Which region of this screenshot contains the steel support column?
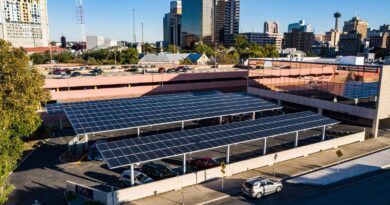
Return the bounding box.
[263,138,267,155]
[130,164,135,186]
[295,131,299,147]
[252,112,256,120]
[322,126,326,141]
[183,154,187,174]
[137,127,140,137]
[220,116,223,124]
[181,121,185,131]
[226,145,231,164]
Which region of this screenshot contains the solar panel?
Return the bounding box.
[61,92,281,135]
[46,91,223,114]
[97,111,339,169]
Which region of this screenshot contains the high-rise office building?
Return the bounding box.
[288,20,312,32]
[164,0,182,47]
[369,32,389,49]
[181,0,214,47]
[264,21,279,34]
[283,29,315,52]
[338,32,363,56]
[221,0,240,47]
[0,0,49,47]
[343,16,368,40]
[242,32,283,50]
[60,35,67,48]
[181,0,239,48]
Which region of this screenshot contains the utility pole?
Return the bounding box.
[141,22,145,56]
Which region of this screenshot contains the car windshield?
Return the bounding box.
[136,173,148,182]
[244,182,253,188]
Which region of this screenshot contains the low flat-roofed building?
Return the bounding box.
[241,32,283,50]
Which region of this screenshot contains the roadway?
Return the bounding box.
[209,168,390,205]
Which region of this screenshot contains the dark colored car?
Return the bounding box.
[167,68,176,73]
[90,68,103,76]
[189,157,219,171]
[141,162,178,180]
[158,67,166,73]
[70,72,82,77]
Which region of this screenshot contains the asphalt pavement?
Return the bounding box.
[209,168,390,205]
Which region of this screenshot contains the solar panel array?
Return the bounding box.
[54,92,281,135]
[46,91,223,114]
[96,111,339,169]
[343,82,379,99]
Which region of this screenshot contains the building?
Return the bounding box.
[343,16,368,40]
[379,24,390,32]
[338,32,363,56]
[0,0,49,47]
[247,58,390,138]
[86,35,118,50]
[287,20,312,32]
[283,29,315,52]
[163,0,182,47]
[369,32,389,49]
[23,47,65,55]
[139,53,210,65]
[264,21,279,34]
[325,30,341,47]
[181,0,240,48]
[242,32,283,50]
[181,0,214,47]
[60,35,67,48]
[220,0,240,47]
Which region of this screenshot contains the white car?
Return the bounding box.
[242,176,283,199]
[119,170,154,187]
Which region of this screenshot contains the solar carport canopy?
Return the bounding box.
[48,92,282,136]
[97,111,339,169]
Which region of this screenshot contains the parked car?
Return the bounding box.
[70,72,82,78]
[175,66,185,73]
[241,177,283,199]
[141,162,178,180]
[90,68,103,76]
[158,67,166,73]
[87,140,107,161]
[189,157,219,170]
[167,68,176,73]
[119,170,154,187]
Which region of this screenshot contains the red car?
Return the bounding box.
[189,157,219,170]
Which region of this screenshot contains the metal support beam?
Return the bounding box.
[263,138,267,155]
[252,112,256,120]
[130,164,135,186]
[295,131,299,147]
[183,154,187,174]
[181,121,185,131]
[322,126,326,141]
[226,145,230,164]
[137,127,140,137]
[220,116,223,125]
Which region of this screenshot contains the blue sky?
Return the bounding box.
[48,0,390,43]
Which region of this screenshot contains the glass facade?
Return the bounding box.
[248,60,381,109]
[181,0,214,47]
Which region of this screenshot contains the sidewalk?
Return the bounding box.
[285,148,390,185]
[130,135,390,205]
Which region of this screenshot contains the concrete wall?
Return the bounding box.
[113,132,365,204]
[66,181,112,204]
[247,87,377,119]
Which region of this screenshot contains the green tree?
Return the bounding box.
[166,44,179,53]
[193,43,215,57]
[120,48,139,64]
[143,43,156,54]
[30,52,50,64]
[179,58,192,65]
[54,51,74,63]
[233,34,249,53]
[0,40,49,203]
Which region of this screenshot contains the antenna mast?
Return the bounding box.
[76,0,86,43]
[132,9,137,43]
